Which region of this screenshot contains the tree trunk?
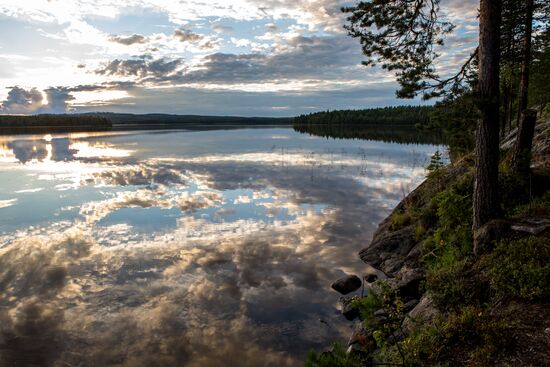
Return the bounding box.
[501,81,510,137]
[516,0,534,125]
[511,109,537,174]
[473,0,501,248]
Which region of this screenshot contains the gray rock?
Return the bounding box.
[331,274,362,295]
[511,217,550,235]
[340,296,359,321]
[359,225,416,272]
[402,295,440,335]
[395,268,425,301]
[404,299,420,313]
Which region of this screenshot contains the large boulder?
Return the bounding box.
[359,225,416,274]
[331,274,362,295]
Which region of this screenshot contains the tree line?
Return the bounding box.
[293,106,432,126]
[343,0,549,241]
[0,114,112,127]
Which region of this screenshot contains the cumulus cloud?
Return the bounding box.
[0,86,44,114]
[0,86,76,114]
[109,33,148,45]
[95,56,185,79]
[173,28,204,43]
[173,28,219,50]
[93,34,363,88]
[43,87,75,113]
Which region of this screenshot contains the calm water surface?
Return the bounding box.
[0,127,442,366]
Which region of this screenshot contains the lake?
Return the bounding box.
[0,127,443,366]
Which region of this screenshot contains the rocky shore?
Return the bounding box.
[325,119,550,366]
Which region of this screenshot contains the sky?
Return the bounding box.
[0,0,478,116]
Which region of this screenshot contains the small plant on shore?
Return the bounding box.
[304,343,362,367]
[352,281,408,363]
[426,150,446,191]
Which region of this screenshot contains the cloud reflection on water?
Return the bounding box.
[0,129,441,366]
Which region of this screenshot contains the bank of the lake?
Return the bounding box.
[311,116,550,367]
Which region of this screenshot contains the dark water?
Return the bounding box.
[0,127,444,366]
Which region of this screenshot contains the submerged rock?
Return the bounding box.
[331,274,362,295]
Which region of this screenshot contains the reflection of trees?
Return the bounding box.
[293,124,447,145]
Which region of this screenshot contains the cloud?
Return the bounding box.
[173,28,204,43]
[0,86,75,114]
[173,28,219,50]
[109,34,148,45]
[95,57,185,79]
[212,24,233,34]
[43,87,75,113]
[0,86,44,114]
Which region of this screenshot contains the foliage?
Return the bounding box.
[488,236,550,300]
[421,180,474,309]
[426,150,446,190]
[353,281,406,350]
[510,191,550,217]
[530,27,550,110]
[304,343,362,367]
[294,106,432,126]
[372,305,515,366]
[0,114,112,127]
[342,0,463,99]
[389,211,412,231]
[428,91,478,160]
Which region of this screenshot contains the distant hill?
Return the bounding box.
[84,113,292,126]
[0,113,292,134]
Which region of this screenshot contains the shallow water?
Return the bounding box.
[0,127,442,366]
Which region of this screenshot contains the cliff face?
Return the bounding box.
[334,118,550,366]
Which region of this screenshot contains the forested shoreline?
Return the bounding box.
[293,106,431,127]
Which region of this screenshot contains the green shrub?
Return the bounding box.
[304,343,362,367]
[389,210,412,231]
[421,187,474,309]
[510,191,550,217]
[426,248,472,309]
[488,236,550,301]
[375,306,513,366]
[352,281,405,348]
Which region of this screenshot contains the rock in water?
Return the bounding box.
[340,296,359,321]
[331,275,362,295]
